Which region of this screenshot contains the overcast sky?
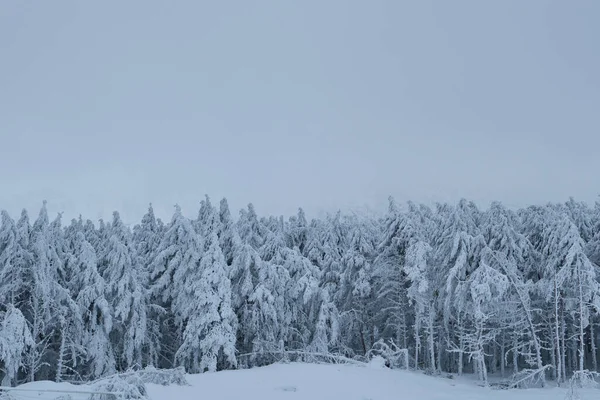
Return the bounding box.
[1,1,598,224]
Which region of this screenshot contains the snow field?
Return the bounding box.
[4,362,599,400]
[148,363,598,400]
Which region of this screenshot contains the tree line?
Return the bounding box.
[0,196,599,386]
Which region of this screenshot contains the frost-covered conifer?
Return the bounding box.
[133,203,162,273]
[149,205,203,368]
[218,198,239,267]
[286,208,308,253]
[24,203,78,381]
[65,229,114,379]
[132,204,163,367]
[541,214,600,376]
[101,211,147,371]
[237,203,266,250]
[338,215,377,355]
[174,201,237,372]
[0,211,30,307]
[481,202,544,380]
[0,305,33,386]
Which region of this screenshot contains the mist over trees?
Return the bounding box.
[1,196,600,387]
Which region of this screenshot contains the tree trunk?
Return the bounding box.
[500,334,505,378]
[427,307,436,371]
[402,313,408,350]
[477,320,488,386]
[578,265,585,372]
[500,260,545,386]
[513,336,519,375]
[550,326,557,381]
[571,336,577,374]
[458,315,464,376]
[414,313,421,370]
[554,278,563,384]
[490,345,497,375]
[360,330,367,355]
[56,323,66,382]
[560,307,567,382]
[591,321,598,372]
[28,298,40,383]
[480,357,488,386]
[437,330,443,374]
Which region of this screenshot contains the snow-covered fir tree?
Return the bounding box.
[64,228,114,379]
[131,204,164,366]
[175,198,237,372]
[149,205,202,368]
[101,211,148,371]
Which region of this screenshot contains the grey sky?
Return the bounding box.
[1,0,598,224]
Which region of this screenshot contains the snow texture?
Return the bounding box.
[2,363,598,400]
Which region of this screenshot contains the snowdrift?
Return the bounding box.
[3,363,599,400]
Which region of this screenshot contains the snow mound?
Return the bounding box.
[367,355,387,369]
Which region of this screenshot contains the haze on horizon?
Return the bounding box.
[1,0,598,225]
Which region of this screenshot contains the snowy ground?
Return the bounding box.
[4,362,598,400]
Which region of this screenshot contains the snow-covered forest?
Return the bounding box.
[1,196,600,387]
